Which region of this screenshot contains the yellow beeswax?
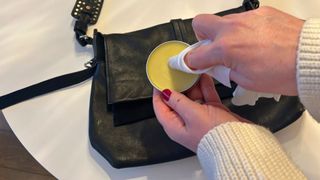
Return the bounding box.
[146,41,199,92]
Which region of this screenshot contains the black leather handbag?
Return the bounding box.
[0,0,304,168]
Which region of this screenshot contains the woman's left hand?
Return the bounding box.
[153,74,245,152]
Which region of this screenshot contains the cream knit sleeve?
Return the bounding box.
[196,19,320,180]
[197,122,305,179]
[297,18,320,121]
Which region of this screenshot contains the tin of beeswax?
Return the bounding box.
[146,41,199,92]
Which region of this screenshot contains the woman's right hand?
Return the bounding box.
[186,7,304,96]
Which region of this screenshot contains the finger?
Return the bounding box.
[207,101,230,113]
[229,70,254,90]
[185,81,203,101]
[200,74,222,103]
[153,89,186,130]
[192,14,223,41]
[162,89,202,123]
[184,41,225,70]
[153,88,171,115]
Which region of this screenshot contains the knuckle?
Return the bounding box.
[180,109,192,120]
[171,96,182,110]
[173,132,187,145]
[224,18,243,28]
[214,38,230,57]
[212,39,232,67]
[192,14,206,29]
[257,6,275,15]
[165,128,182,143]
[223,14,238,19]
[171,93,185,108]
[165,130,176,141]
[162,122,176,140]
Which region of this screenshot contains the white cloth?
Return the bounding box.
[168,40,281,106]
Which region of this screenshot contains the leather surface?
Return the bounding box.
[89,6,305,168]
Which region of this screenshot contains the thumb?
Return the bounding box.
[162,89,202,122]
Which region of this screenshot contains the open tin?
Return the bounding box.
[146,41,200,92]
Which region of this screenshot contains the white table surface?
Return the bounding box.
[1,0,320,179]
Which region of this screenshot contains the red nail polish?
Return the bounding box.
[162,89,172,101]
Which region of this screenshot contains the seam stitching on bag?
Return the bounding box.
[171,19,183,41]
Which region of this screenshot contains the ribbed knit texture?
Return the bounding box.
[197,122,306,180]
[297,18,320,121]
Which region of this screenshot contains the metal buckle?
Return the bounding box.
[84,59,96,68]
[79,35,91,40]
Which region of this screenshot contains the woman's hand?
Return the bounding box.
[153,75,243,152]
[185,7,304,95]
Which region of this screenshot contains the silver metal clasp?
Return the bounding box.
[84,59,96,68]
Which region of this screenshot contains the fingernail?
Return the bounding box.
[162,89,172,101]
[184,52,196,70]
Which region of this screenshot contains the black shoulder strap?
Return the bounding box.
[0,0,106,109]
[0,29,105,110]
[0,65,97,109]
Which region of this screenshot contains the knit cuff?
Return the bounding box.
[197,122,305,179]
[297,18,320,120]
